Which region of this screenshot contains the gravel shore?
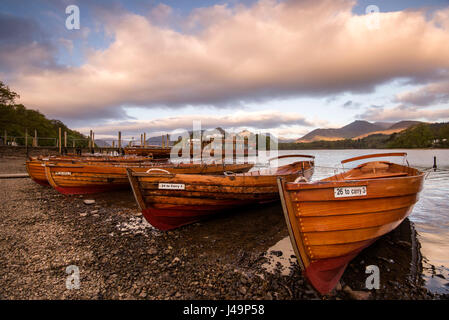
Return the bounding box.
[0,157,446,300]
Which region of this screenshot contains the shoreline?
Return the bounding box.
[0,157,447,300]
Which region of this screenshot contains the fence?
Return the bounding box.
[0,129,171,151]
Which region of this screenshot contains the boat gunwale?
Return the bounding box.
[129,160,314,180]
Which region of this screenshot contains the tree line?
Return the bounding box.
[280,123,449,150]
[0,81,87,147]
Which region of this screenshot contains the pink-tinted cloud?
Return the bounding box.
[74,109,313,137]
[7,0,449,120]
[358,105,449,122]
[395,80,449,106]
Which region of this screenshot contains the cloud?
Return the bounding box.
[0,13,58,72]
[74,109,314,138]
[5,0,449,120]
[342,100,361,109]
[395,80,449,106]
[357,104,449,122]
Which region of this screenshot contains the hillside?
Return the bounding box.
[0,104,87,146]
[0,81,87,147]
[297,120,422,142]
[281,122,449,149]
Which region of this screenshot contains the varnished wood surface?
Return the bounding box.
[130,160,314,210]
[341,152,407,164]
[279,160,425,280]
[44,162,254,190]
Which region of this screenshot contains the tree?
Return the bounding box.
[387,123,433,148]
[0,81,20,105]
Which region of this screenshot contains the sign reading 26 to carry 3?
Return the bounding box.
[334,186,367,198]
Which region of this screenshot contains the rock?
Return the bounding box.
[343,285,352,294]
[350,290,371,300]
[83,199,95,205]
[270,250,283,257]
[139,291,147,298]
[397,241,412,248]
[239,286,247,295]
[91,210,99,214]
[343,285,370,300]
[175,292,181,298]
[378,256,394,264]
[335,282,342,291]
[171,257,181,264]
[79,212,88,217]
[147,248,157,255]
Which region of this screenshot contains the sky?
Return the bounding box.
[1,0,449,140]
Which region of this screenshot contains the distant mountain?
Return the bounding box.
[94,139,111,147]
[145,135,174,146]
[388,120,422,130]
[373,122,393,129]
[278,138,297,143]
[297,120,423,143]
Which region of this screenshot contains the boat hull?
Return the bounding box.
[45,163,254,195]
[25,155,158,187]
[278,161,425,294]
[52,183,128,195]
[142,199,273,230]
[128,160,314,230]
[26,161,50,186]
[124,147,171,158]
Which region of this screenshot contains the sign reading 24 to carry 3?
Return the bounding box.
[158,183,185,190]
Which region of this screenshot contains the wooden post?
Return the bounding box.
[4,130,6,146]
[33,129,37,147]
[255,133,259,157]
[92,132,95,148]
[59,127,62,154]
[244,136,248,164]
[118,131,121,149]
[140,134,143,147]
[64,131,67,147]
[161,134,165,148]
[143,133,146,147]
[433,156,437,171]
[25,128,28,147]
[73,140,75,148]
[233,135,236,164]
[166,134,170,147]
[89,130,93,149]
[112,141,115,148]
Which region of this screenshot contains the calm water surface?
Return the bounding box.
[272,149,449,294]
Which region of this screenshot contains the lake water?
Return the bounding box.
[267,149,449,294]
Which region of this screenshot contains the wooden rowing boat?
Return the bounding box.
[26,159,51,186]
[124,146,171,158]
[44,162,254,195]
[127,155,315,230]
[25,156,165,187]
[32,155,157,163]
[277,153,425,294]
